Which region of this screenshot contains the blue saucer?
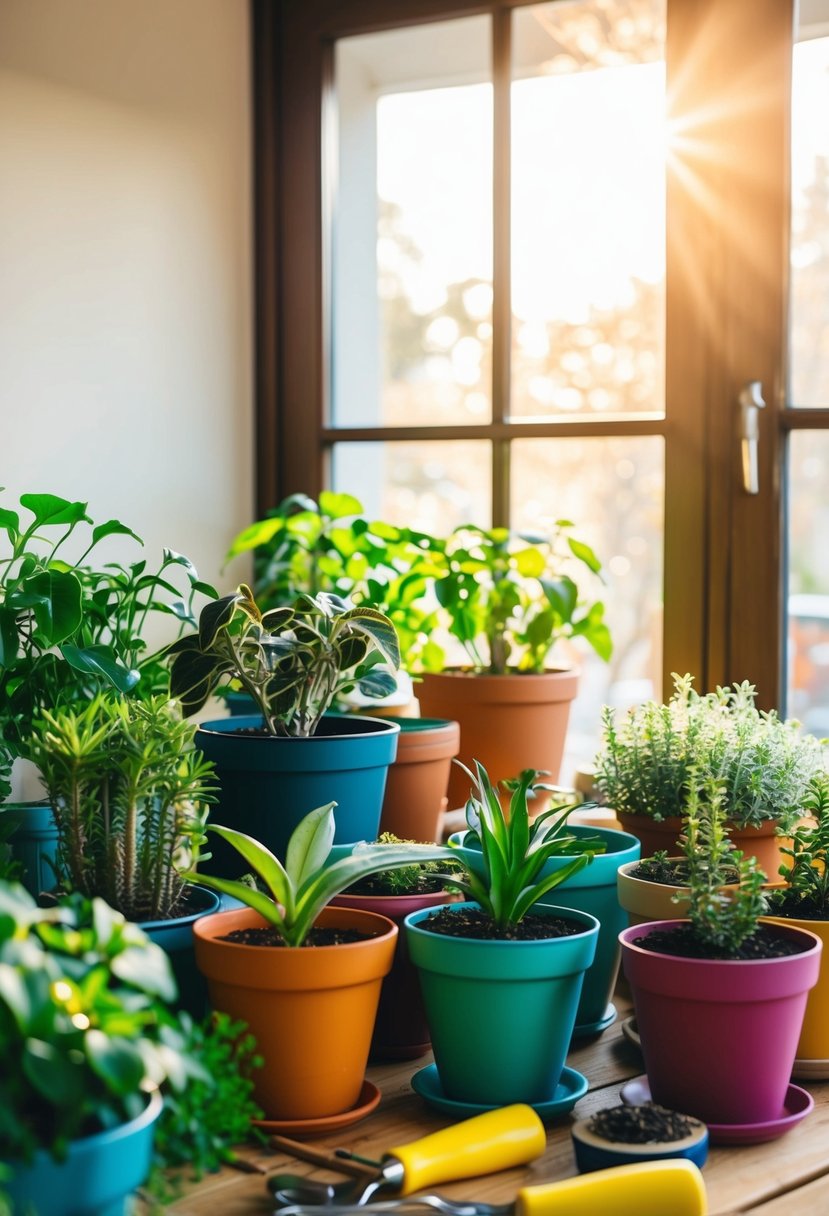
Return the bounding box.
[411,1064,588,1121]
[572,1002,617,1040]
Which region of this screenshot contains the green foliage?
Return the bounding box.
[419,523,611,675]
[594,672,824,831]
[185,802,458,947]
[169,584,402,737]
[26,695,217,921]
[771,772,829,915]
[225,492,440,669]
[447,763,605,929]
[344,832,464,896]
[0,490,215,761]
[679,779,768,955]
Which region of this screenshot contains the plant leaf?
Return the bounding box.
[285,802,336,889]
[60,643,140,693]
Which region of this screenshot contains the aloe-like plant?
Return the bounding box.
[448,763,605,929]
[184,802,458,947]
[168,584,401,737]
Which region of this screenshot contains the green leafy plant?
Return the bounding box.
[344,831,463,897]
[26,694,217,921]
[678,779,768,954]
[446,763,605,930]
[225,491,440,668]
[594,672,824,831]
[769,772,829,916]
[168,584,402,737]
[417,522,611,675]
[184,802,458,947]
[0,490,215,762]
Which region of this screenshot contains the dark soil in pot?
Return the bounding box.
[219,926,370,947]
[629,856,739,886]
[588,1102,702,1145]
[635,922,807,961]
[767,894,829,921]
[418,905,584,941]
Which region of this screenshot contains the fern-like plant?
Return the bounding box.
[768,772,829,917]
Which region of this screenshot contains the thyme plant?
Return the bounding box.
[769,772,829,916]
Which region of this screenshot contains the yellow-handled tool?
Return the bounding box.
[270,1105,546,1209]
[273,1159,707,1216]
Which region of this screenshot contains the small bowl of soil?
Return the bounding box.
[571,1101,708,1173]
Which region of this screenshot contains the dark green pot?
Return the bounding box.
[0,801,59,897]
[448,824,639,1036]
[195,714,400,874]
[405,902,598,1105]
[141,884,222,1018]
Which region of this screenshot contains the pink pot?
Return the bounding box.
[620,919,822,1126]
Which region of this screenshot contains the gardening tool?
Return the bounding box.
[269,1105,546,1209]
[272,1159,707,1216]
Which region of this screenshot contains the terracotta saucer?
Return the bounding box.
[621,1016,642,1049]
[791,1057,829,1081]
[620,1076,813,1146]
[251,1080,381,1138]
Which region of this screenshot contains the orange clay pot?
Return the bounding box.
[417,669,579,810]
[615,813,789,880]
[378,717,460,843]
[193,905,397,1120]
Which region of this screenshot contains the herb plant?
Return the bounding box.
[168,585,402,737]
[769,773,829,917]
[27,694,216,921]
[343,831,463,897]
[419,523,611,675]
[595,672,824,831]
[184,802,458,947]
[447,763,605,930]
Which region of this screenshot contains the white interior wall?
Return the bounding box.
[0,0,254,599]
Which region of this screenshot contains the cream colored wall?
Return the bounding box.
[0,0,253,598]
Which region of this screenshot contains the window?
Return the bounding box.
[255,0,828,761]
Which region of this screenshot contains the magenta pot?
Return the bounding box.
[620,919,822,1127]
[331,889,459,1060]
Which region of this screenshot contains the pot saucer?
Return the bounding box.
[251,1080,381,1138]
[572,1003,617,1040]
[620,1016,642,1049]
[620,1077,814,1145]
[792,1057,829,1081]
[411,1064,588,1121]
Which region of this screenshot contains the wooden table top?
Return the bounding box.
[162,990,829,1216]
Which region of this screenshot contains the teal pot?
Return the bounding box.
[449,825,640,1036]
[5,1089,162,1216]
[405,902,599,1105]
[0,800,59,897]
[141,884,222,1018]
[331,887,460,1060]
[195,714,400,875]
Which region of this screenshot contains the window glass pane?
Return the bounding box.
[511,436,664,777]
[331,440,491,532]
[332,19,492,428]
[789,27,829,408]
[510,0,666,419]
[786,432,829,735]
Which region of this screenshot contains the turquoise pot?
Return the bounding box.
[0,801,59,897]
[405,902,599,1105]
[5,1089,162,1216]
[448,825,639,1036]
[141,884,221,1018]
[195,714,400,874]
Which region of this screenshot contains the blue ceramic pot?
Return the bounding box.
[141,884,221,1018]
[195,714,400,874]
[1,800,59,897]
[5,1089,162,1216]
[448,824,639,1036]
[571,1112,709,1173]
[405,901,599,1105]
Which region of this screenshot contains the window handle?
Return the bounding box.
[738,380,766,494]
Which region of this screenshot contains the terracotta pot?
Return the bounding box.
[331,888,459,1060]
[620,918,821,1128]
[193,905,397,1120]
[616,813,788,879]
[762,913,829,1071]
[417,669,579,810]
[378,717,460,842]
[617,859,785,928]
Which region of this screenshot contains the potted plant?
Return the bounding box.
[405,762,601,1112]
[330,833,464,1060]
[187,802,458,1125]
[168,585,404,870]
[595,672,824,873]
[413,522,611,807]
[448,769,638,1038]
[619,781,822,1140]
[26,692,221,1015]
[764,772,829,1076]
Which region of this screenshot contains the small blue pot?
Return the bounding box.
[1,800,59,897]
[5,1089,162,1216]
[195,714,399,874]
[571,1112,709,1173]
[448,825,640,1035]
[141,884,221,1018]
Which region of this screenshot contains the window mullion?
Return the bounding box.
[492,5,511,528]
